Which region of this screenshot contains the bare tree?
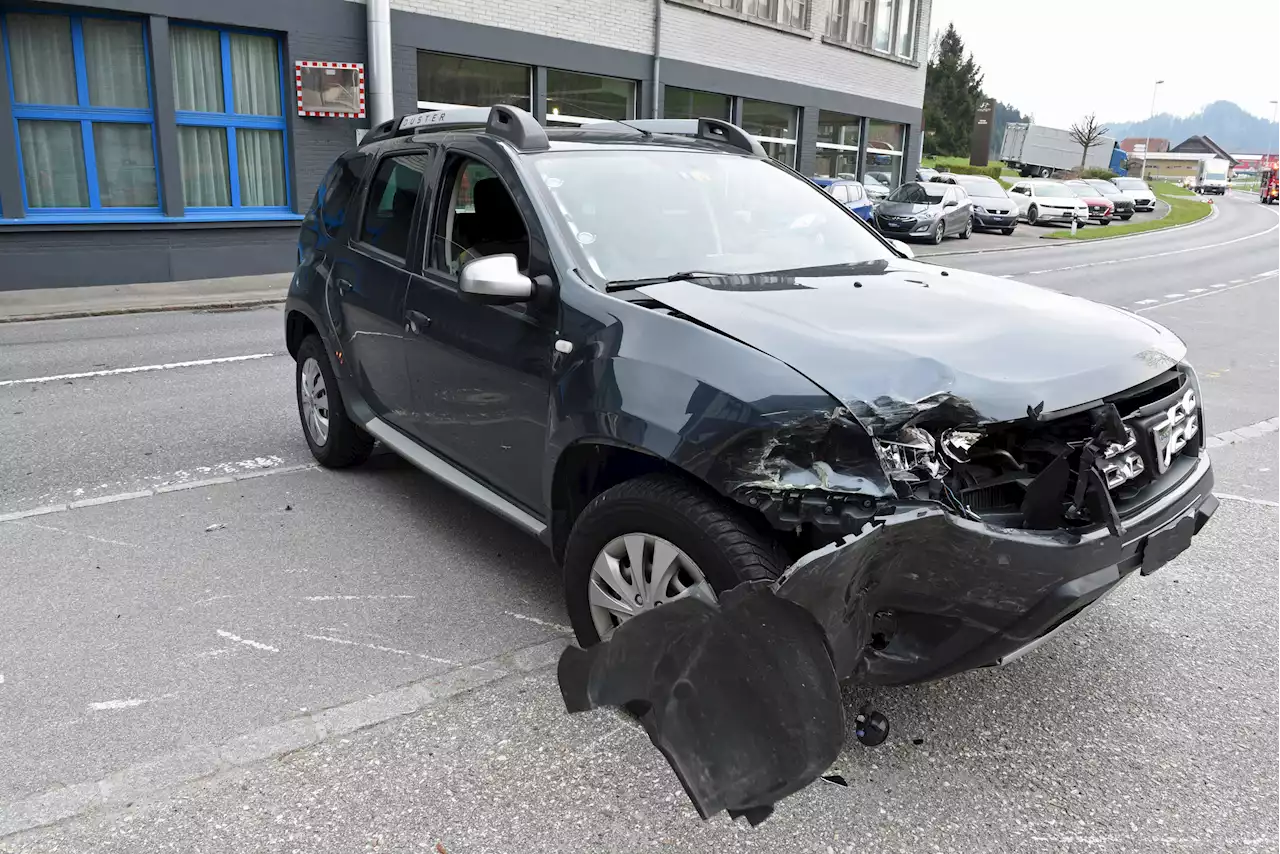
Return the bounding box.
[1069,114,1110,171]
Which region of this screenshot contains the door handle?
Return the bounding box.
[406,310,432,334]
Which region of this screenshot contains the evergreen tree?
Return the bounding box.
[922,24,985,157]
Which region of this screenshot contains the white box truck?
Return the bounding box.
[1000,123,1119,178]
[1195,157,1231,195]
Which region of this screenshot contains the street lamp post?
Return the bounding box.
[1140,79,1164,180]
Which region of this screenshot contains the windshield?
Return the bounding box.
[958,178,1007,199]
[529,150,891,283]
[1066,183,1095,197]
[1205,169,1228,180]
[1086,180,1119,195]
[886,183,946,203]
[1113,178,1148,191]
[1030,182,1074,198]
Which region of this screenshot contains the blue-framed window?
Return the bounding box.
[2,10,160,218]
[172,24,291,215]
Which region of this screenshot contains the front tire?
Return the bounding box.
[1026,205,1039,225]
[960,217,973,239]
[563,474,785,647]
[1001,227,1016,235]
[931,221,945,244]
[1120,213,1133,220]
[295,335,374,468]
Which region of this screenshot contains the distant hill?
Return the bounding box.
[1104,100,1278,153]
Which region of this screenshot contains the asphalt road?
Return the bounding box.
[1,193,1276,853]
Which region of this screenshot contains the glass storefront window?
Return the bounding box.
[815,109,861,178]
[546,70,635,124]
[864,119,906,189]
[663,87,731,121]
[739,98,798,167]
[417,52,531,111]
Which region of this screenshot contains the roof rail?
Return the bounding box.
[585,118,766,157]
[359,105,550,151]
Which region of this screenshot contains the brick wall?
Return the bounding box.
[348,0,657,53]
[660,0,928,105]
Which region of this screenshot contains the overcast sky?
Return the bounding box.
[931,0,1280,129]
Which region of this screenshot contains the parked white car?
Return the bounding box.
[1112,177,1157,211]
[1008,179,1090,226]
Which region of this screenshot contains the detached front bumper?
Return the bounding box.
[557,453,1217,824]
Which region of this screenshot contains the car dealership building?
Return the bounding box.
[0,0,930,289]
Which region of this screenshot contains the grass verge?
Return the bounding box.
[1043,181,1212,240]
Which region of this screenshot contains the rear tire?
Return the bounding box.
[295,335,374,468]
[563,474,785,648]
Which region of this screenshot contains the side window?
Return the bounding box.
[430,155,530,276]
[828,184,848,203]
[955,187,968,200]
[321,154,367,235]
[358,154,429,260]
[848,184,864,201]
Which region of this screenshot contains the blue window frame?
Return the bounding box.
[1,9,160,220]
[172,24,292,217]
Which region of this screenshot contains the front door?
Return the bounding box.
[338,151,433,428]
[400,144,556,514]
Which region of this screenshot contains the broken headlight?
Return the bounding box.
[873,426,948,489]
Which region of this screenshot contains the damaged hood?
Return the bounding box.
[638,263,1186,434]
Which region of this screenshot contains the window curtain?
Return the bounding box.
[178,127,231,207]
[94,123,157,207]
[83,19,149,108]
[18,121,89,207]
[238,130,287,206]
[171,26,223,112]
[230,34,281,116]
[7,13,78,105]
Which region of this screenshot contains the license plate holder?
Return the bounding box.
[1140,514,1195,575]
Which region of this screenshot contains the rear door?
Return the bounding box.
[338,150,433,426]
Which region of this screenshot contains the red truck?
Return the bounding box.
[1260,169,1278,205]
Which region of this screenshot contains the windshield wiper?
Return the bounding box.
[605,271,733,292]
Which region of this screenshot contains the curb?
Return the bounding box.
[0,638,568,839]
[0,297,285,324]
[922,197,1217,259]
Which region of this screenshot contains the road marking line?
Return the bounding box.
[1136,280,1267,312]
[1210,283,1229,288]
[1163,293,1185,298]
[302,634,459,667]
[302,594,417,602]
[0,353,280,387]
[1188,288,1207,293]
[216,630,279,653]
[1215,493,1280,508]
[2,519,136,548]
[0,464,317,523]
[1005,218,1279,276]
[1134,299,1159,305]
[504,611,573,634]
[89,693,177,711]
[1229,279,1245,284]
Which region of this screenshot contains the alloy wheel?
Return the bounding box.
[299,357,330,446]
[587,532,715,638]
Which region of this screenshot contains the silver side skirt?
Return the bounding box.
[363,417,547,538]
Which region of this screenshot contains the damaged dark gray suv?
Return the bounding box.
[287,106,1217,822]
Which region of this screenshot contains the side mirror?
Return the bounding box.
[944,200,958,208]
[889,239,914,259]
[458,254,535,304]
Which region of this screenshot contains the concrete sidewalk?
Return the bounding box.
[0,273,292,323]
